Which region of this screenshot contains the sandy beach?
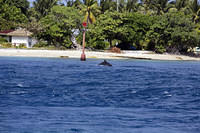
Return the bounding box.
[0,49,199,61]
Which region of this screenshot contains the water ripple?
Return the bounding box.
[0,57,200,133]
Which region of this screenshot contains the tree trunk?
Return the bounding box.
[109,39,112,48]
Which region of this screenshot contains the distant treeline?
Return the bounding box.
[1,0,200,54]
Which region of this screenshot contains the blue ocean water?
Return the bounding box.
[0,57,200,133]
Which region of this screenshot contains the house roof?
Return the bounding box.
[0,30,14,35]
[0,29,32,37]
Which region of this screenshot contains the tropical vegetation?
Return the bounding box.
[0,0,200,54]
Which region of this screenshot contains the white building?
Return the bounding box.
[0,28,37,48]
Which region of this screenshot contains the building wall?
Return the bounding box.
[1,35,37,48]
[12,36,29,47]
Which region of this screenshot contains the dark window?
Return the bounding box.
[9,36,12,42]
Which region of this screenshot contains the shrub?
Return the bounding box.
[155,45,166,54]
[92,41,110,50]
[0,42,12,48]
[146,12,199,54]
[0,37,8,43]
[33,41,48,48]
[18,44,26,49]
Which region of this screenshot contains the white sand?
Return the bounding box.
[0,49,199,61]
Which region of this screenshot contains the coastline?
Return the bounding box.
[0,49,199,61]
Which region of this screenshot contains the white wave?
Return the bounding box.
[17,83,23,87]
[164,91,169,94]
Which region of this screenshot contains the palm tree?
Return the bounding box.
[117,0,138,12]
[140,0,172,15]
[139,0,156,14]
[100,0,138,13]
[175,0,189,11]
[79,0,100,24]
[126,0,139,12]
[144,0,174,15]
[33,0,58,19]
[65,0,81,7]
[100,0,116,13]
[155,0,175,15]
[188,0,200,23]
[79,0,100,61]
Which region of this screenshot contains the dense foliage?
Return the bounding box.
[146,12,199,54]
[38,6,82,48]
[88,11,154,49]
[0,0,200,53]
[0,0,28,30]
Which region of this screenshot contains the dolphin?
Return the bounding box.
[99,60,112,66]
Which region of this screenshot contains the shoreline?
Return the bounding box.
[0,49,200,61]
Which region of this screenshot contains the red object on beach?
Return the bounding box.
[82,22,87,27]
[81,52,86,61]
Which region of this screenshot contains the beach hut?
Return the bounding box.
[0,28,37,48]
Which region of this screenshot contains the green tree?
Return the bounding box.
[117,0,139,12]
[0,0,27,30]
[188,0,200,23]
[38,6,82,48]
[140,0,173,15]
[146,12,199,53]
[126,0,139,12]
[140,0,155,14]
[118,12,154,50]
[26,8,43,36]
[88,11,154,49]
[153,0,174,15]
[175,0,189,11]
[33,0,58,19]
[66,0,81,8]
[100,0,117,13]
[3,0,29,16]
[88,11,124,48]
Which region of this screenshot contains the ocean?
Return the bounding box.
[0,57,199,133]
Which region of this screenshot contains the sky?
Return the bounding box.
[28,0,34,3]
[28,0,34,6]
